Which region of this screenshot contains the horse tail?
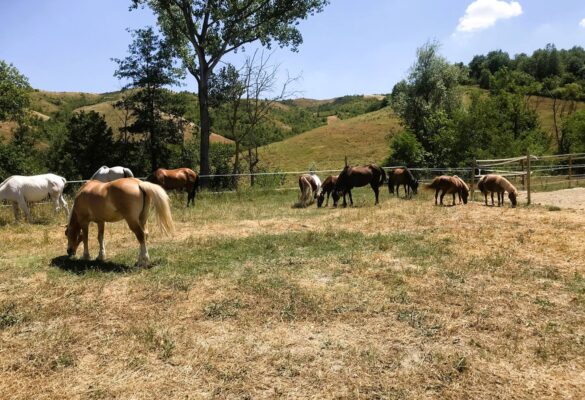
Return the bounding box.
[424,177,440,191]
[138,181,174,236]
[124,168,134,178]
[0,176,12,190]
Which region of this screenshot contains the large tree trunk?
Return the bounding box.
[198,73,211,187]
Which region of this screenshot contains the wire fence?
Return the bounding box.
[2,152,585,211]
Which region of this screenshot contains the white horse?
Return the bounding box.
[0,174,69,223]
[90,166,134,182]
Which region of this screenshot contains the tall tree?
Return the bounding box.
[130,0,329,185]
[113,27,185,171]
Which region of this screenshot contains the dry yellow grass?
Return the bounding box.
[260,107,402,171]
[0,189,584,399]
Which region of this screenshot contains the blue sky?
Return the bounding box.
[1,0,584,99]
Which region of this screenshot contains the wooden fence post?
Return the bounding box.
[520,159,525,190]
[526,153,531,206]
[568,155,573,189]
[471,158,476,202]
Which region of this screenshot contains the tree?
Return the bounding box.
[0,61,31,122]
[210,51,297,186]
[113,27,185,171]
[131,0,329,185]
[391,41,461,164]
[53,111,118,179]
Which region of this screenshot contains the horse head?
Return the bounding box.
[509,191,518,207]
[317,192,325,208]
[65,218,82,257]
[411,179,419,194]
[460,189,469,204]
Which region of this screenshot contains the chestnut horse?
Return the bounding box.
[147,168,199,207]
[317,175,339,208]
[334,164,386,207]
[425,175,469,206]
[478,174,518,207]
[388,167,419,198]
[66,178,174,267]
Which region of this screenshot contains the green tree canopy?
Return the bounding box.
[0,60,31,122]
[130,0,329,183]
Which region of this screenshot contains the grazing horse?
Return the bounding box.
[90,166,134,182]
[334,164,386,207]
[0,174,68,223]
[298,173,322,207]
[425,175,469,206]
[478,174,518,207]
[66,178,174,267]
[317,175,339,208]
[147,168,199,207]
[388,167,419,198]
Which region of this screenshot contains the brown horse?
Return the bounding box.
[425,175,469,206]
[66,178,174,267]
[147,168,199,207]
[317,175,339,208]
[334,164,386,207]
[388,167,419,198]
[478,174,518,207]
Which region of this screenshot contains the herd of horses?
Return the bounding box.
[0,163,519,266]
[298,163,518,209]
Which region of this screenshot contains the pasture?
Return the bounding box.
[0,189,584,399]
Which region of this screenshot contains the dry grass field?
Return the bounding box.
[259,108,402,172]
[1,189,584,399]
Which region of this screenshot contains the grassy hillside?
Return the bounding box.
[259,107,401,172]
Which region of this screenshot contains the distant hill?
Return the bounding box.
[259,107,401,172]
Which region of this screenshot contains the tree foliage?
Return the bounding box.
[130,0,329,182]
[113,27,186,171]
[0,61,31,122]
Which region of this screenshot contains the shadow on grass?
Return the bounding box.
[51,255,135,275]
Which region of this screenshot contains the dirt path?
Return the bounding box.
[327,115,339,124]
[522,187,585,210]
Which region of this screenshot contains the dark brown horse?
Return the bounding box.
[388,167,419,198]
[317,175,339,208]
[147,168,199,207]
[334,164,386,207]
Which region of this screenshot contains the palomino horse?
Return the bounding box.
[334,164,386,207]
[66,178,174,267]
[90,166,134,182]
[298,173,322,207]
[0,174,68,223]
[425,175,469,206]
[388,167,419,198]
[478,174,518,207]
[317,175,339,208]
[147,168,199,207]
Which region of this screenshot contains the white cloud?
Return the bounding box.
[457,0,523,33]
[580,18,585,29]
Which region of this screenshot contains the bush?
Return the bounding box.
[385,131,425,167]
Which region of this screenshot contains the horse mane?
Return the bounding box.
[0,176,11,190]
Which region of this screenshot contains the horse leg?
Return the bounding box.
[484,193,488,206]
[128,221,149,267]
[348,190,354,206]
[491,192,495,206]
[452,193,456,206]
[17,197,32,223]
[372,184,379,205]
[439,191,446,206]
[342,191,348,208]
[59,194,69,216]
[81,223,90,260]
[97,222,106,261]
[12,202,20,221]
[435,190,439,205]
